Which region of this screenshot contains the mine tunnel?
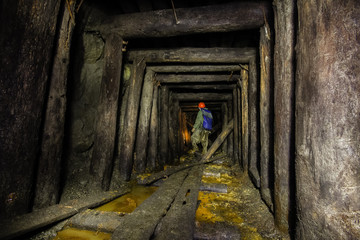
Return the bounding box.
[0,0,359,239]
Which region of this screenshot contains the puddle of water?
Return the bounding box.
[53,227,111,240]
[96,185,158,213]
[53,185,157,239]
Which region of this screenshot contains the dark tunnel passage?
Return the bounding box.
[0,0,360,239]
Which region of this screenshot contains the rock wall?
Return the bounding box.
[295,0,360,239]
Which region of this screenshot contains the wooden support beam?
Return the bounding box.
[119,58,146,181]
[97,2,270,38]
[90,34,123,190]
[259,24,273,210]
[273,0,295,233]
[147,85,159,171]
[172,92,232,101]
[201,119,234,161]
[248,57,260,187]
[156,74,238,83]
[148,65,241,73]
[241,66,249,171]
[160,86,170,167]
[33,1,76,208]
[227,100,234,158]
[167,83,236,90]
[134,70,156,173]
[221,103,228,153]
[233,88,239,164]
[127,47,256,63]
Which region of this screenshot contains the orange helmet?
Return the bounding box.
[198,102,205,108]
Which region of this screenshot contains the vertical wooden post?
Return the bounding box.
[227,100,234,158]
[296,1,360,239]
[33,1,76,208]
[273,0,295,233]
[259,24,273,209]
[221,102,228,154]
[119,58,146,181]
[147,84,159,171]
[90,33,124,189]
[248,57,260,187]
[237,87,242,167]
[233,88,239,164]
[169,98,180,164]
[134,70,155,173]
[160,86,169,167]
[241,66,249,172]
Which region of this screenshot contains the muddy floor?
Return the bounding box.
[30,153,290,240]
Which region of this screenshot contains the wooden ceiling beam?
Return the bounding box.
[96,1,270,38]
[156,74,239,83]
[172,92,232,101]
[127,47,255,63]
[148,65,242,73]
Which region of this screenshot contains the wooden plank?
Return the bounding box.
[111,170,190,240]
[33,1,76,208]
[119,58,146,181]
[127,47,256,63]
[90,33,124,189]
[68,209,124,233]
[148,65,241,73]
[96,2,269,38]
[233,88,240,164]
[154,165,204,240]
[0,190,128,240]
[156,74,238,83]
[200,183,228,193]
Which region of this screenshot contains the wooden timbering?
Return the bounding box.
[295,1,360,239]
[33,1,76,209]
[90,34,124,189]
[241,66,249,171]
[259,24,273,210]
[227,99,234,158]
[127,47,256,63]
[159,85,169,167]
[156,74,238,83]
[233,88,239,164]
[237,87,242,166]
[119,58,146,181]
[221,102,228,154]
[168,97,180,164]
[148,65,241,73]
[147,84,159,171]
[248,57,260,187]
[98,2,269,38]
[273,0,295,233]
[172,93,232,101]
[134,70,155,173]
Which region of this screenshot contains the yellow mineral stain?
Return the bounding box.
[196,163,273,240]
[96,185,157,213]
[53,227,111,240]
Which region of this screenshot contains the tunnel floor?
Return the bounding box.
[30,153,289,240]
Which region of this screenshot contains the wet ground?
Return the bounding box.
[31,154,289,240]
